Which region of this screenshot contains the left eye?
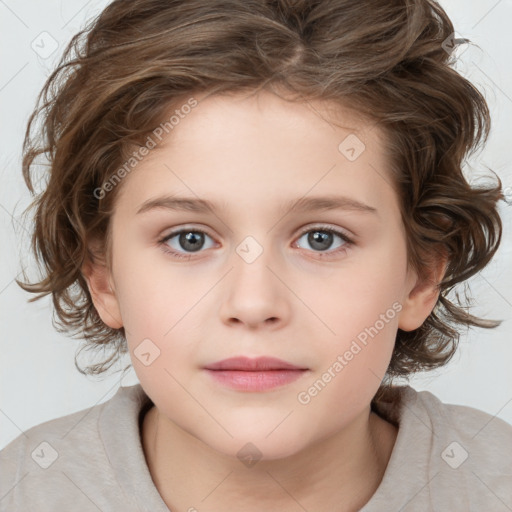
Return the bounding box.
[294,227,352,254]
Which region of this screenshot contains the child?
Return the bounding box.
[1,0,511,510]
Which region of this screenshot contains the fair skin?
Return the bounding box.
[83,89,445,512]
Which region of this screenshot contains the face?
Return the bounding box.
[87,89,438,460]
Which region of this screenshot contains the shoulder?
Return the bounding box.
[412,387,512,468]
[407,387,512,509]
[1,395,108,475]
[366,386,512,511]
[0,384,148,512]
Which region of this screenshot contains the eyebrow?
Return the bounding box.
[136,194,378,216]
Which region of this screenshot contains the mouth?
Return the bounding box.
[205,356,306,371]
[203,356,309,392]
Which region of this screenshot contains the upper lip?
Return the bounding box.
[204,356,306,371]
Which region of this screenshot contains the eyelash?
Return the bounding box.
[157,225,354,260]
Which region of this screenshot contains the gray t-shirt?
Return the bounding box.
[1,383,511,511]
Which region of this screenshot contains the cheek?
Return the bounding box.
[111,239,198,334]
[295,295,400,431]
[296,235,406,405]
[113,258,212,383]
[304,236,407,344]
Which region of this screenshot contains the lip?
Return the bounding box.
[204,356,308,392]
[204,356,306,371]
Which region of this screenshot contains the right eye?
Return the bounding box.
[158,228,216,259]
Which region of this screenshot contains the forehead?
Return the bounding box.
[167,89,378,148]
[113,90,398,219]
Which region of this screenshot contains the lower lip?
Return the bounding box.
[204,369,307,391]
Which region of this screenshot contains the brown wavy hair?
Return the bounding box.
[17,0,504,393]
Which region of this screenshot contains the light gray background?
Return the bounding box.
[1,0,511,450]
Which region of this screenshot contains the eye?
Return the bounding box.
[294,225,353,257]
[158,225,354,260]
[158,228,216,259]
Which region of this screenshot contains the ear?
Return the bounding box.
[81,242,123,329]
[398,252,448,332]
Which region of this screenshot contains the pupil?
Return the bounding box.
[309,231,332,251]
[180,231,204,252]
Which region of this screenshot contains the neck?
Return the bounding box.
[141,404,398,512]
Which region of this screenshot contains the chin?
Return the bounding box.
[201,425,310,463]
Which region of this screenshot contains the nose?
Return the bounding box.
[218,245,291,330]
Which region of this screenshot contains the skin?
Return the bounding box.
[83,89,446,511]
